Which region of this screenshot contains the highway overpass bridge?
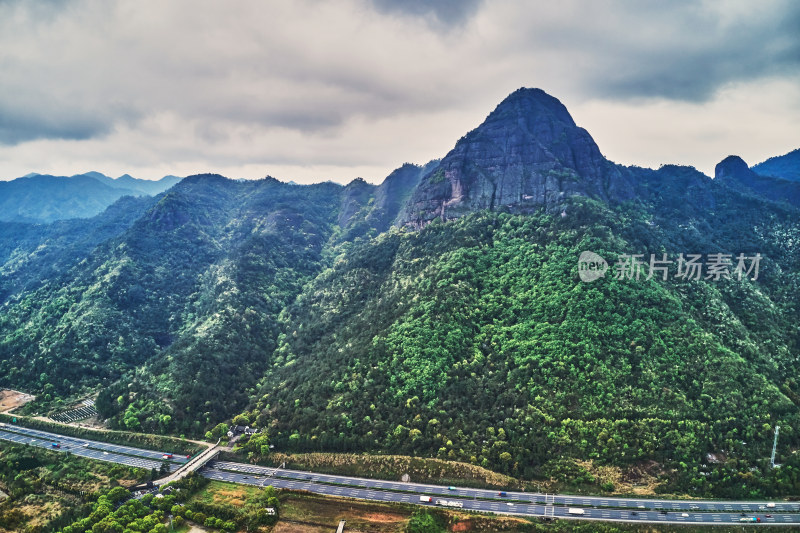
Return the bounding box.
[154,440,221,486]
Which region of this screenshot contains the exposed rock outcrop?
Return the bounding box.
[399,88,634,227]
[715,155,800,208]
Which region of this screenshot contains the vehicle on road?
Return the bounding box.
[765,514,772,518]
[50,442,59,448]
[739,517,760,522]
[767,502,776,508]
[436,499,463,508]
[419,496,432,503]
[162,454,173,459]
[681,513,689,517]
[631,512,638,516]
[567,508,585,516]
[448,486,456,491]
[497,491,507,497]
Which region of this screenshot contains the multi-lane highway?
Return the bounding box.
[0,424,182,472]
[206,460,798,526]
[1,423,797,526]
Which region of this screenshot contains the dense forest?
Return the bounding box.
[1,88,799,496]
[256,187,800,495]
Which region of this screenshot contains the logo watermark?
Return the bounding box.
[578,252,762,283]
[578,251,609,282]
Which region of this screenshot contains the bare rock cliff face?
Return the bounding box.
[399,88,633,227]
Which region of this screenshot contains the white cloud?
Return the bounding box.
[0,0,797,182]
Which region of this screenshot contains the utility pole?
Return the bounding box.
[770,426,780,468]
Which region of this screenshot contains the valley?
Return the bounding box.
[1,88,800,529]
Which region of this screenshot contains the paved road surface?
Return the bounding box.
[0,428,176,472]
[1,423,797,525]
[204,467,799,526]
[209,460,796,515]
[0,423,189,464]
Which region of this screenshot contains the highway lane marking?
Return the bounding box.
[9,437,800,524]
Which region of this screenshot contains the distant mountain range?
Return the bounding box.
[752,148,800,182]
[0,172,182,223]
[2,88,799,498]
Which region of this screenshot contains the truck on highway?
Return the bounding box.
[162,454,173,459]
[51,442,60,448]
[739,517,760,522]
[436,499,464,508]
[567,508,585,516]
[419,496,432,503]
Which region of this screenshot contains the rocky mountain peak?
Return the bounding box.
[715,155,800,208]
[399,87,631,227]
[715,155,751,179]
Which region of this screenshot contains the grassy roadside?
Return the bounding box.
[221,451,523,491]
[222,448,719,502]
[0,413,204,456]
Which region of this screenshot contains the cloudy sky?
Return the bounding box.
[1,0,798,183]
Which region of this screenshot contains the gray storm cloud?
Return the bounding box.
[0,0,797,182]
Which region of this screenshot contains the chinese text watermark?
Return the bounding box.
[578,252,761,283]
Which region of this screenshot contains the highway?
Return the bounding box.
[203,467,800,526]
[0,427,177,472]
[0,423,190,464]
[209,460,798,515]
[1,423,798,526]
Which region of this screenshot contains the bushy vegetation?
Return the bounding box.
[55,472,278,533]
[2,162,800,500]
[0,442,147,532]
[0,176,342,435]
[256,184,800,498]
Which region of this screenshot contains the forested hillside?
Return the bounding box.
[0,173,180,223]
[1,88,799,496]
[0,176,345,428]
[256,186,800,493]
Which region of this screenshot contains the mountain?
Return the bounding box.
[400,88,633,227]
[752,148,800,182]
[715,155,800,207]
[86,172,183,196]
[339,161,438,240]
[2,88,800,498]
[0,173,181,223]
[0,195,158,303]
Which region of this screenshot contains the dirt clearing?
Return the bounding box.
[0,389,34,413]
